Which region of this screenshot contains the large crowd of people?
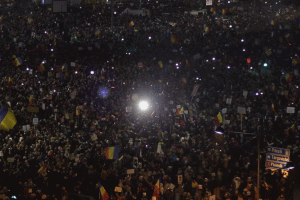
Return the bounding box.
[0,0,300,200]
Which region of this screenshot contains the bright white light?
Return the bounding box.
[227,66,231,69]
[51,49,53,51]
[45,31,47,34]
[176,66,179,69]
[53,90,56,92]
[51,68,53,71]
[228,1,230,3]
[250,67,253,70]
[243,49,245,51]
[215,130,224,135]
[213,67,215,69]
[21,83,24,86]
[176,63,179,66]
[206,60,209,62]
[42,60,46,64]
[229,25,232,28]
[263,63,268,67]
[114,12,117,14]
[90,70,94,75]
[121,38,124,41]
[260,92,263,95]
[148,36,152,40]
[196,77,199,80]
[255,92,259,96]
[139,101,149,111]
[26,68,30,71]
[241,39,244,42]
[212,57,215,61]
[75,71,78,74]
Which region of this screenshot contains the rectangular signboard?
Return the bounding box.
[266,153,290,162]
[267,147,290,156]
[265,160,287,169]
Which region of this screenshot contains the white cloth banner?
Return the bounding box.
[206,0,212,6]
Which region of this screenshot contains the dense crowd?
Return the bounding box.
[0,1,300,200]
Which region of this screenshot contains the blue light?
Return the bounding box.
[99,87,110,98]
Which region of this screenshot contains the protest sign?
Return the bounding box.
[286,107,295,113]
[33,118,38,125]
[27,107,39,113]
[127,169,135,174]
[226,98,232,105]
[237,107,246,114]
[114,187,122,192]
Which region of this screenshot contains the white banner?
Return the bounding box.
[287,107,295,113]
[237,107,246,114]
[206,0,212,6]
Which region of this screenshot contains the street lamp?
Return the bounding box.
[139,101,149,111]
[215,126,225,135]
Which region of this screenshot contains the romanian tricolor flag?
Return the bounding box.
[217,111,223,124]
[271,103,275,111]
[0,106,17,132]
[285,33,290,38]
[270,19,275,25]
[210,7,215,12]
[29,95,34,106]
[8,77,13,87]
[104,146,120,159]
[61,63,66,71]
[158,61,163,68]
[171,34,179,43]
[175,107,184,116]
[128,21,134,27]
[76,106,80,116]
[39,63,45,72]
[290,124,295,131]
[286,8,291,13]
[15,57,22,66]
[285,73,292,83]
[0,16,3,21]
[28,18,34,25]
[152,177,161,199]
[95,29,101,36]
[205,26,210,32]
[98,181,109,200]
[292,58,299,66]
[222,9,227,15]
